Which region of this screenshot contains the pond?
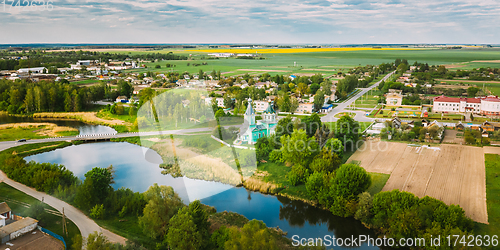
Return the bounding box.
[0,113,116,136]
[25,141,383,249]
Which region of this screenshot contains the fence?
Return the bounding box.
[39,226,66,250]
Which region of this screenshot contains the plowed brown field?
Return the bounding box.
[348,141,488,223]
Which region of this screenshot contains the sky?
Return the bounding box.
[1,0,499,44]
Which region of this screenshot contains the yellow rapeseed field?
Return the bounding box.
[187,47,418,54]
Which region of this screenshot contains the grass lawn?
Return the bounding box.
[0,127,48,141]
[366,173,390,196]
[94,215,159,249]
[475,154,500,238]
[0,125,79,142]
[256,162,311,200]
[325,122,372,135]
[97,107,137,125]
[0,183,80,248]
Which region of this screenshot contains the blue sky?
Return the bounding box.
[1,0,499,44]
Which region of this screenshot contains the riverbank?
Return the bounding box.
[32,112,132,132]
[0,141,299,249]
[0,122,79,141]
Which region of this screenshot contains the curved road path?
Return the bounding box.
[0,126,228,244]
[0,72,395,243]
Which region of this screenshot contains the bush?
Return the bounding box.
[288,165,309,186]
[90,204,105,219]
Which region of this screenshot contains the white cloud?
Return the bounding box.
[0,0,499,43]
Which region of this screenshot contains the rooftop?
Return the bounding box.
[0,217,38,238]
[0,202,11,215]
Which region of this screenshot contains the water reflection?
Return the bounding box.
[24,142,231,202]
[201,188,381,250]
[0,113,116,135]
[25,141,384,250]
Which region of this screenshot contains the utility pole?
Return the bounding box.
[62,207,67,236]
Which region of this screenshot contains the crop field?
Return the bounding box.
[348,141,488,223]
[114,47,500,76]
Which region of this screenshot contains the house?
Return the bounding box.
[392,117,402,128]
[116,96,128,103]
[17,67,47,74]
[320,104,334,113]
[0,202,12,227]
[386,89,403,106]
[204,97,224,107]
[297,103,314,114]
[482,121,495,132]
[254,100,270,112]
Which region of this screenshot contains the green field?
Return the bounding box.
[118,48,500,76]
[475,154,500,241]
[0,183,80,248]
[366,173,390,195]
[354,90,383,109]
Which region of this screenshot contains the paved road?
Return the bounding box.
[321,70,396,123]
[0,172,127,244]
[0,125,234,244]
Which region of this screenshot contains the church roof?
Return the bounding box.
[263,102,276,114]
[245,100,255,116]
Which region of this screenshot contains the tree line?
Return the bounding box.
[0,50,188,70]
[0,79,133,114]
[255,114,474,249]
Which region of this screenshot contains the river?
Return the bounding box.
[25,141,383,249]
[0,113,116,136]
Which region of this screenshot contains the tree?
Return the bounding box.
[301,113,322,137]
[354,192,373,223]
[324,138,344,158]
[75,166,114,210]
[321,81,333,96]
[309,83,321,95]
[288,164,309,186]
[223,94,233,109]
[128,106,136,116]
[331,164,371,200]
[166,207,202,250]
[335,115,359,151]
[467,86,479,97]
[276,91,291,112]
[139,184,183,239]
[313,90,325,112]
[280,129,319,167]
[225,220,279,250]
[297,82,308,97]
[306,171,324,200]
[309,148,341,173]
[188,200,210,248]
[289,97,299,113]
[275,116,293,138]
[85,232,110,250]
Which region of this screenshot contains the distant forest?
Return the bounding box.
[0,50,188,70]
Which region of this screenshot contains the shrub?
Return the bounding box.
[90,204,105,219]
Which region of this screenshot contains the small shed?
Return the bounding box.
[0,202,11,221]
[0,217,38,244]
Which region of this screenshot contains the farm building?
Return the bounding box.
[17,67,47,74]
[0,217,38,244]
